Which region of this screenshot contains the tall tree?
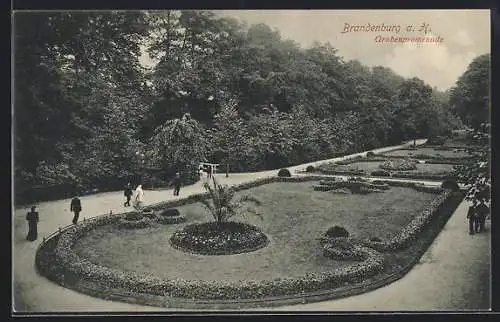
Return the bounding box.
[449,54,490,131]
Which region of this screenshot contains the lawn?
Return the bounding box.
[73,181,437,283]
[383,147,471,159]
[325,161,455,175]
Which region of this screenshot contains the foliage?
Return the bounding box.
[449,54,490,131]
[277,168,292,177]
[200,177,262,223]
[325,226,350,238]
[149,113,208,184]
[14,10,465,203]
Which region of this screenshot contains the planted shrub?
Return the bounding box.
[159,208,181,217]
[306,165,315,172]
[366,151,375,157]
[277,168,292,177]
[379,159,417,171]
[125,212,143,221]
[441,179,460,191]
[325,226,350,238]
[371,170,390,177]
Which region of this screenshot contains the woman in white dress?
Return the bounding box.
[133,184,145,210]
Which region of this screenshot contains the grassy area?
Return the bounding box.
[383,148,471,159]
[73,181,437,283]
[326,161,454,175]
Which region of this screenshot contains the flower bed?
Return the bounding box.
[117,217,154,229]
[35,173,464,305]
[391,172,449,181]
[313,180,391,193]
[48,210,385,300]
[379,159,417,171]
[361,190,452,252]
[155,214,186,225]
[169,221,269,255]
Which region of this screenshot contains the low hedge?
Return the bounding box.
[314,180,391,193]
[117,217,153,229]
[391,172,449,181]
[361,190,453,252]
[371,170,391,177]
[155,215,186,225]
[50,211,385,300]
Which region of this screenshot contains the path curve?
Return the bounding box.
[12,140,490,312]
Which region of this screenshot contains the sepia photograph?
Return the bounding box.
[12,9,491,313]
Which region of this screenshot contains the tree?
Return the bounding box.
[149,113,208,184]
[449,54,490,131]
[201,177,262,224]
[210,99,251,177]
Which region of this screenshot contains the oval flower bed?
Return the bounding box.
[169,221,269,255]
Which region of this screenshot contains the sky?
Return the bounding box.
[210,10,491,92]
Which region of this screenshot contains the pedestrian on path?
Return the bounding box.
[70,195,82,225]
[133,184,145,210]
[26,205,39,241]
[475,198,490,233]
[124,182,133,207]
[171,172,182,196]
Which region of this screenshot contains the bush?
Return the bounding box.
[371,170,390,177]
[379,159,417,171]
[366,151,375,157]
[305,165,315,172]
[159,208,180,217]
[428,136,446,145]
[441,179,460,191]
[125,212,143,221]
[277,168,291,177]
[325,226,350,238]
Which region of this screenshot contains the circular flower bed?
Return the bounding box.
[169,221,269,255]
[379,159,417,171]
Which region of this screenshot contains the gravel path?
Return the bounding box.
[12,140,491,312]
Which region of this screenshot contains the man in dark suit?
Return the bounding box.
[124,182,133,207]
[70,195,82,225]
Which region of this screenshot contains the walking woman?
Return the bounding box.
[133,184,145,210]
[26,206,39,241]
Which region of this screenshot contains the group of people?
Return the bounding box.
[466,197,490,235]
[25,173,184,242]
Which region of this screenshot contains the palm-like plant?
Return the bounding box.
[201,177,262,224]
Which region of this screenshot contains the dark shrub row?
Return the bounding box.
[155,215,186,225]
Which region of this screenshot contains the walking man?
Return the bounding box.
[26,205,39,241]
[475,198,490,233]
[466,200,478,235]
[172,172,182,196]
[70,194,82,225]
[124,182,133,207]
